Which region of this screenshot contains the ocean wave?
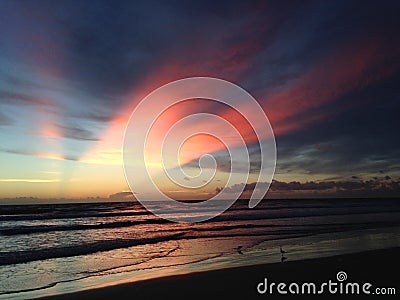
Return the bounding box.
[2,209,399,236]
[0,233,185,266]
[0,210,149,221]
[0,219,169,235]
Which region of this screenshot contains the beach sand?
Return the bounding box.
[41,247,399,299]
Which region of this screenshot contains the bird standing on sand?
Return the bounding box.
[280,246,288,263]
[236,245,244,255]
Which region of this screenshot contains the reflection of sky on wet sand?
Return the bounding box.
[1,199,399,299]
[2,226,399,299]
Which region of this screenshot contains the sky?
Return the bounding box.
[0,0,399,202]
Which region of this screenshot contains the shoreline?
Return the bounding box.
[39,247,399,299]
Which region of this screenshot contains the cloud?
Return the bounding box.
[0,0,399,200]
[271,179,400,196]
[109,191,136,200]
[0,112,13,126]
[219,178,400,198]
[179,142,264,175]
[220,181,270,194]
[0,178,60,183]
[0,90,54,107]
[0,148,78,161]
[122,1,400,183]
[57,125,99,141]
[73,112,114,123]
[37,121,101,142]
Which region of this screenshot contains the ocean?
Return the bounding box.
[1,198,399,299]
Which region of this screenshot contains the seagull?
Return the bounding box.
[236,245,244,255]
[280,246,287,255]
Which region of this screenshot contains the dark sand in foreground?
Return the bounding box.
[42,248,399,299]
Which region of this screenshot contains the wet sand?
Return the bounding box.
[41,247,399,299]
